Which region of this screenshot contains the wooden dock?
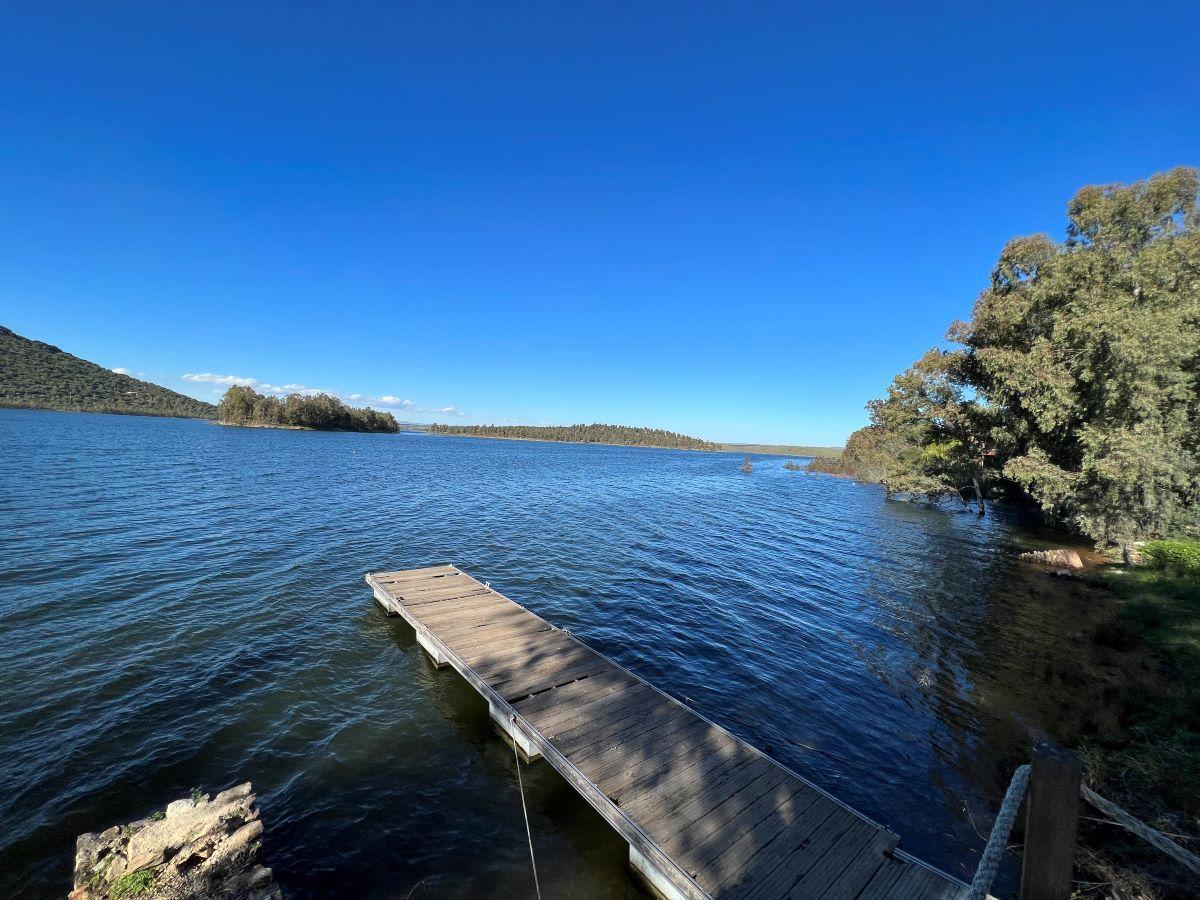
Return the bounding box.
[367,565,971,900]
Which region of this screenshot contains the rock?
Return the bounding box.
[214,782,254,806]
[69,783,281,900]
[1019,548,1084,570]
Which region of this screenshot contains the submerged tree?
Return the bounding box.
[861,349,993,514]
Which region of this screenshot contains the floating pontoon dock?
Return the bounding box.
[367,565,970,899]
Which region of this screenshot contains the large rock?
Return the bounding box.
[1018,548,1085,570]
[69,783,281,900]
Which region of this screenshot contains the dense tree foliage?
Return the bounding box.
[0,326,215,419]
[816,168,1199,552]
[429,422,718,450]
[217,385,399,433]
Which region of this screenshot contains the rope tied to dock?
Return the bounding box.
[966,764,1030,900]
[510,713,542,900]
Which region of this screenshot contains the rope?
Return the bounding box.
[511,715,542,900]
[966,764,1030,900]
[1080,785,1200,878]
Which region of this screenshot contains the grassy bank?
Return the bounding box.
[1074,562,1200,897]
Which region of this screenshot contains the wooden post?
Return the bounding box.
[1020,741,1082,900]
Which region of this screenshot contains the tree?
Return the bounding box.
[856,349,993,513]
[959,167,1199,556]
[833,167,1198,552]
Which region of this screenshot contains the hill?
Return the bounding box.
[429,422,718,450]
[0,326,215,419]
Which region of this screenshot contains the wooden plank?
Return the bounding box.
[375,566,458,585]
[427,616,537,644]
[641,765,790,875]
[514,669,635,720]
[498,656,612,701]
[476,644,595,683]
[385,575,481,595]
[852,855,911,900]
[530,680,655,736]
[583,717,719,796]
[789,819,893,897]
[696,783,823,885]
[546,686,670,746]
[427,620,547,651]
[569,703,702,774]
[458,630,576,668]
[728,810,861,899]
[397,585,492,605]
[617,736,764,824]
[714,797,845,896]
[409,594,514,623]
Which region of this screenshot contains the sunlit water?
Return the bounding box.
[0,410,1101,898]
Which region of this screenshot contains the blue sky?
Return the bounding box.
[1,2,1196,444]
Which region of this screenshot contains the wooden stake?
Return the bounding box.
[1020,741,1081,900]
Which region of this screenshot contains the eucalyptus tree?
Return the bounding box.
[957,167,1199,554]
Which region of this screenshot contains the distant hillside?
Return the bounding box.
[429,422,719,450]
[0,326,215,419]
[720,443,842,458]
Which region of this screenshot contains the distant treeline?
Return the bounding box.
[807,167,1199,556]
[217,385,399,433]
[429,422,718,450]
[0,326,215,419]
[721,443,841,458]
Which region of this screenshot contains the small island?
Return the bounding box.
[429,422,719,450]
[217,385,399,433]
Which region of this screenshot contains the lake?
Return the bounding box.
[0,409,1099,898]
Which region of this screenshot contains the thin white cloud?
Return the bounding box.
[183,373,258,387]
[111,367,131,375]
[181,372,465,417]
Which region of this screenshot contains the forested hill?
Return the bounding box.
[0,326,215,419]
[429,423,719,450]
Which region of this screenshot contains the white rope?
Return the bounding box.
[1080,785,1200,878]
[966,764,1030,900]
[511,716,542,900]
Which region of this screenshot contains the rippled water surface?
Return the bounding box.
[1,410,1100,898]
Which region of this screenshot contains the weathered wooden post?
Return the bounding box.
[1020,741,1082,900]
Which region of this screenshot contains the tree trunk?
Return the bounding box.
[972,476,986,517]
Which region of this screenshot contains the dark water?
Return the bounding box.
[0,410,1102,898]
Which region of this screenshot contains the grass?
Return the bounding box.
[1076,566,1200,895]
[109,870,155,899]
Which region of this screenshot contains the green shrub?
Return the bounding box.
[109,870,155,899]
[1143,539,1200,572]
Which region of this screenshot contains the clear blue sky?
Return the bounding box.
[2,2,1196,444]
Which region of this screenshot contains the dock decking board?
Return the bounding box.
[368,565,970,900]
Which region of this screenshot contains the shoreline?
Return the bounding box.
[423,430,720,452]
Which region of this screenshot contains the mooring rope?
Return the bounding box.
[511,715,543,900]
[1080,785,1200,878]
[966,764,1030,900]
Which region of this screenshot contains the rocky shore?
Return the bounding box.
[69,783,281,900]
